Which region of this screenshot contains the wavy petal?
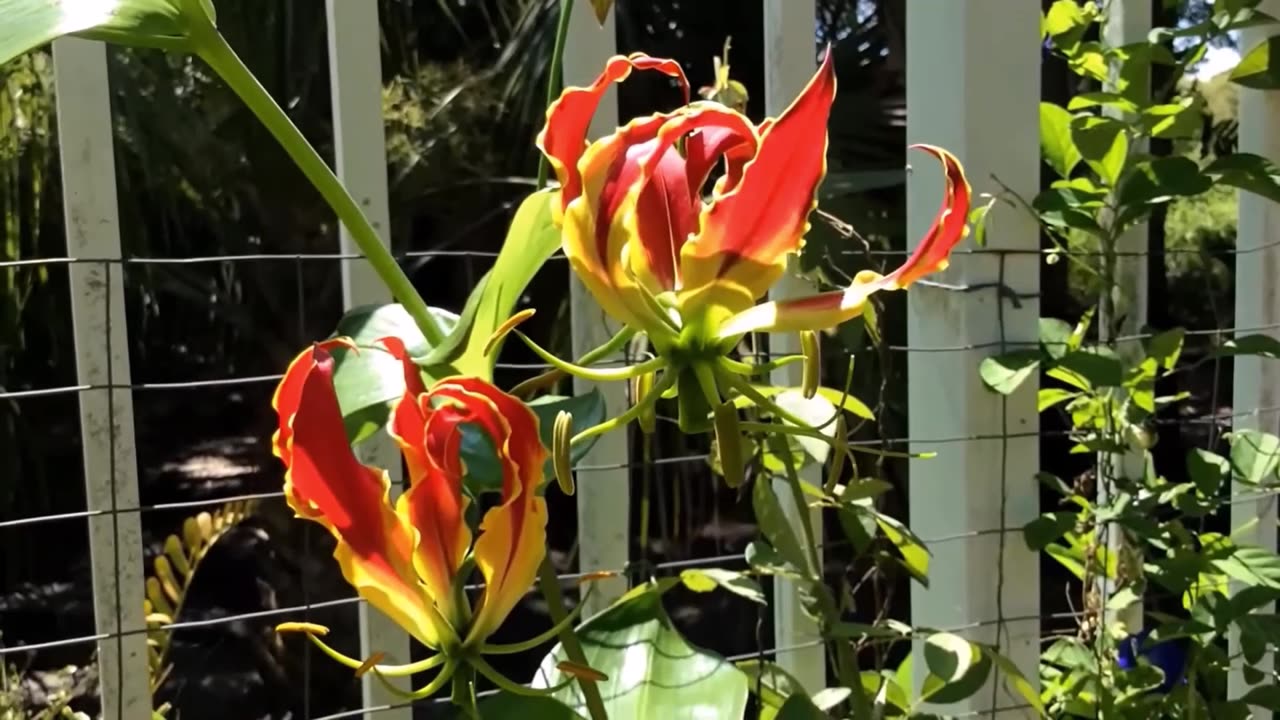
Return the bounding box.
[716,270,892,337]
[378,337,431,485]
[715,146,973,337]
[885,144,972,288]
[424,378,547,646]
[277,346,440,647]
[680,51,837,315]
[272,338,357,471]
[538,54,689,219]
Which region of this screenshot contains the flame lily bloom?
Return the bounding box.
[271,339,579,698]
[506,50,971,435]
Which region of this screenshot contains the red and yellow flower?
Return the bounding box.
[271,339,563,697]
[504,50,971,437]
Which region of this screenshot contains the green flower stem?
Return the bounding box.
[536,557,608,720]
[536,0,577,189]
[450,665,480,719]
[192,29,446,346]
[764,432,868,715]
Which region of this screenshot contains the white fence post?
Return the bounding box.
[1099,0,1151,635]
[906,3,1041,715]
[324,2,414,714]
[762,0,826,694]
[562,0,629,614]
[1230,0,1280,702]
[52,37,150,720]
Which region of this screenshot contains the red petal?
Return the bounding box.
[280,347,435,644]
[425,378,547,643]
[538,54,689,215]
[682,52,836,286]
[273,338,356,469]
[885,145,972,288]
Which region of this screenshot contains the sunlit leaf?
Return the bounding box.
[679,568,765,605]
[1232,35,1280,89]
[0,0,204,66]
[1040,102,1080,179]
[534,583,748,718]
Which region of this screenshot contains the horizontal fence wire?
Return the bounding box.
[2,235,1269,718]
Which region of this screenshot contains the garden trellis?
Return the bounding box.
[3,0,1280,718]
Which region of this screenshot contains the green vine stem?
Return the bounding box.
[191,28,446,346]
[450,665,480,719]
[536,557,609,720]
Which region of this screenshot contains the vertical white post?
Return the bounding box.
[563,0,629,614]
[906,3,1040,715]
[52,38,150,720]
[763,0,826,694]
[1099,0,1150,635]
[1230,0,1280,702]
[324,3,412,714]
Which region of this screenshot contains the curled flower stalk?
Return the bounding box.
[498,49,973,444]
[270,340,588,701]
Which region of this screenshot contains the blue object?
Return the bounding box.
[1117,628,1188,693]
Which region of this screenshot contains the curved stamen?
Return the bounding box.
[471,657,576,697]
[718,354,805,376]
[571,369,678,445]
[275,624,446,677]
[716,367,827,430]
[510,326,637,397]
[482,587,596,655]
[371,660,458,701]
[512,329,669,382]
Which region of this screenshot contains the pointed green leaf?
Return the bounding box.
[1039,102,1080,179]
[775,693,826,720]
[979,351,1040,395]
[421,190,559,375]
[534,583,748,718]
[0,0,206,65]
[679,568,765,605]
[1231,35,1280,89]
[1231,429,1280,486]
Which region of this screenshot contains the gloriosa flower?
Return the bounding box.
[271,339,571,698]
[507,50,971,437]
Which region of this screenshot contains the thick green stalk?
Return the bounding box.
[537,557,608,720]
[450,665,480,719]
[536,0,577,188]
[192,29,446,345]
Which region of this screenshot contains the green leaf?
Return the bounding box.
[922,634,992,705]
[734,384,874,421]
[0,0,199,65]
[1205,153,1280,205]
[874,512,930,586]
[775,693,827,720]
[535,582,748,718]
[738,660,804,720]
[1231,35,1280,89]
[1215,334,1280,358]
[1214,545,1280,589]
[988,647,1048,716]
[1146,328,1184,373]
[1024,512,1077,551]
[1142,97,1204,140]
[1231,429,1280,486]
[1117,157,1212,208]
[1188,449,1229,497]
[329,304,460,444]
[1038,388,1078,412]
[968,195,998,247]
[1039,102,1081,178]
[1044,0,1092,51]
[752,477,812,576]
[979,351,1040,395]
[1071,116,1127,185]
[679,568,765,605]
[420,190,559,375]
[1051,349,1124,389]
[473,692,584,720]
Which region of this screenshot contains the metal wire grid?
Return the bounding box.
[0,238,1259,718]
